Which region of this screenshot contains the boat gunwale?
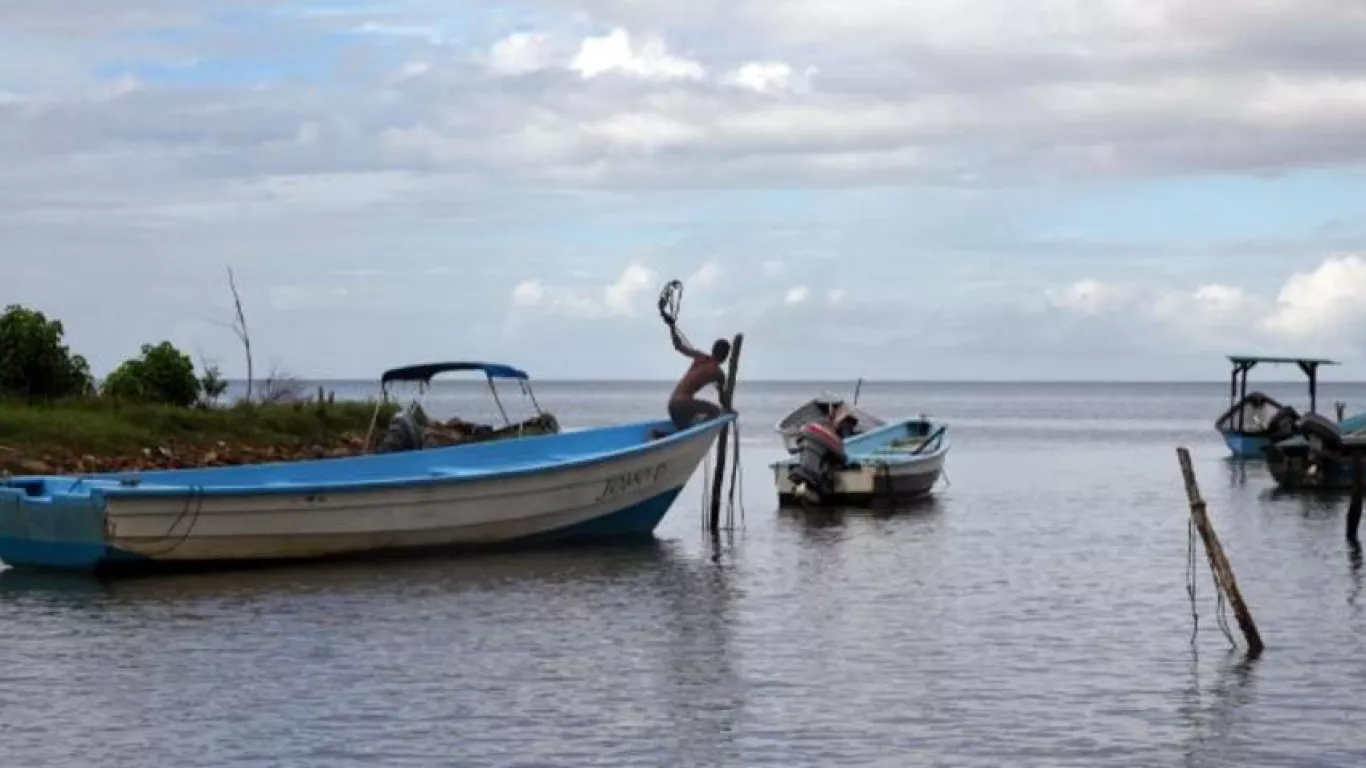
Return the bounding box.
[772,393,887,435]
[2,415,735,500]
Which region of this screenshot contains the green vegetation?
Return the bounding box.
[0,304,94,399]
[0,397,392,458]
[0,302,398,470]
[101,341,202,407]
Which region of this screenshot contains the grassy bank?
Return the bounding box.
[0,397,399,475]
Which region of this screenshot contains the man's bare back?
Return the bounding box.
[664,323,731,430]
[671,357,723,403]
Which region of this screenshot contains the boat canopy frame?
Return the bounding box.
[1225,355,1339,429]
[378,361,546,427]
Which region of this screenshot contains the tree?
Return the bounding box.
[198,360,229,407]
[0,304,94,399]
[101,341,201,407]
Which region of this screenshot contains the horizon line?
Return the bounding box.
[213,377,1363,385]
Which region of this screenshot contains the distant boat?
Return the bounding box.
[774,380,886,454]
[1214,355,1337,459]
[0,415,733,575]
[1264,410,1366,490]
[366,361,560,452]
[771,416,950,506]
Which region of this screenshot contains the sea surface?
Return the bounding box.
[4,380,1366,767]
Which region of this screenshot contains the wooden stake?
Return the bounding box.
[1348,454,1363,546]
[1177,446,1264,657]
[709,333,744,532]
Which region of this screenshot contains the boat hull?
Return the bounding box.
[773,451,944,506]
[1220,431,1270,459]
[0,417,728,574]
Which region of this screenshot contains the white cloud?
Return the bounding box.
[1038,255,1366,357]
[762,260,786,277]
[724,61,815,94]
[827,288,846,306]
[1045,279,1137,315]
[509,263,658,318]
[487,32,557,76]
[688,262,721,288]
[785,285,810,304]
[568,28,705,81]
[1263,255,1366,344]
[603,263,655,313]
[512,279,547,307]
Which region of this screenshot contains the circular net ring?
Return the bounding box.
[658,280,683,324]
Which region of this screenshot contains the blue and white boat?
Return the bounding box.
[771,415,950,506]
[0,415,732,575]
[1215,354,1338,459]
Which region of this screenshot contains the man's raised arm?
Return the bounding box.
[670,324,705,361]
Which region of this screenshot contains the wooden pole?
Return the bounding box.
[1176,446,1264,657]
[1348,454,1363,546]
[708,333,744,532]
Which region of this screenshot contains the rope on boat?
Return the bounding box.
[699,450,713,530]
[724,418,745,530]
[139,485,207,557]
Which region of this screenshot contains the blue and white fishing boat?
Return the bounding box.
[771,415,950,506]
[0,415,732,574]
[1215,354,1338,459]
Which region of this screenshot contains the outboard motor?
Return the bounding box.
[1265,405,1301,443]
[1299,412,1345,453]
[788,421,848,504]
[376,409,426,453]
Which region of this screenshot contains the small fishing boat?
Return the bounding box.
[771,415,949,506]
[774,380,886,453]
[366,361,559,452]
[0,415,733,574]
[1215,355,1337,458]
[1264,410,1366,490]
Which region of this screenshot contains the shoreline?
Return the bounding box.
[0,397,396,476]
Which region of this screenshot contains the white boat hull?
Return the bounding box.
[0,417,729,573]
[774,450,945,504]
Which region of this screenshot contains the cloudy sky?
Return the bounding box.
[5,1,1366,381]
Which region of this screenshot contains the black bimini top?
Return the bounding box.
[380,361,530,386]
[1227,355,1339,367]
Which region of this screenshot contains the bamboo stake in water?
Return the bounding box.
[1177,446,1265,657]
[709,333,744,532]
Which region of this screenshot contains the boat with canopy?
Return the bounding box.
[1214,354,1337,458]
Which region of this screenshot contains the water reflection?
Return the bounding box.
[1222,457,1251,488]
[1180,652,1261,767]
[774,496,943,530]
[1349,543,1363,609]
[1263,487,1350,521]
[658,549,743,764]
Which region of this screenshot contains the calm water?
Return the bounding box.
[4,381,1366,767]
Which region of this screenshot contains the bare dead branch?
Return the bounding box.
[259,361,305,404]
[226,266,253,402]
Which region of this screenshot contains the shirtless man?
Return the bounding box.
[665,319,731,431]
